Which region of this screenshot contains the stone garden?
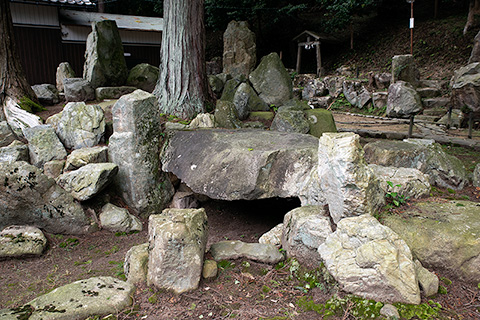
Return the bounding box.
[0,18,479,320]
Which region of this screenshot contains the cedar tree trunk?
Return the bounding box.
[153,0,211,119]
[0,1,38,108]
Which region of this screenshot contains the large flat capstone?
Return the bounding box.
[161,129,319,203]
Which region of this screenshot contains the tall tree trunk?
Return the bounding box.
[464,0,480,35]
[153,0,211,119]
[0,1,38,108]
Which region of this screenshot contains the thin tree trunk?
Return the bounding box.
[434,0,438,19]
[350,21,354,50]
[0,1,38,108]
[464,0,480,35]
[153,0,211,119]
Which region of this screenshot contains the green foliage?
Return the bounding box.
[18,96,46,113]
[438,285,448,294]
[385,181,409,207]
[318,0,379,32]
[218,260,235,270]
[394,300,442,320]
[58,238,79,250]
[328,93,351,110]
[297,294,384,319]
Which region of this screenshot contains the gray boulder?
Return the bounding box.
[95,86,137,100]
[3,96,43,139]
[0,121,15,148]
[148,208,208,294]
[451,62,480,114]
[392,54,419,85]
[214,100,243,128]
[323,76,346,98]
[56,102,105,149]
[474,163,480,188]
[232,82,269,119]
[386,81,423,118]
[258,223,283,247]
[56,62,76,92]
[83,20,128,88]
[23,125,67,168]
[210,240,283,264]
[99,203,142,233]
[382,200,480,283]
[124,243,149,284]
[270,108,310,134]
[64,146,108,171]
[369,164,431,199]
[31,84,60,105]
[364,139,468,190]
[170,191,199,209]
[0,161,89,234]
[56,163,118,201]
[109,90,174,217]
[208,74,225,97]
[318,215,420,304]
[0,277,134,320]
[342,80,371,109]
[282,206,333,267]
[302,78,327,100]
[374,72,392,90]
[318,132,384,223]
[372,92,388,110]
[0,225,47,257]
[161,129,320,204]
[0,140,29,163]
[223,20,256,79]
[249,52,293,106]
[126,63,159,93]
[63,78,95,102]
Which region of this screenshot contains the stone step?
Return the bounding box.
[416,87,441,99]
[422,97,450,109]
[418,79,448,91]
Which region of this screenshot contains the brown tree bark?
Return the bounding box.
[0,1,38,108]
[464,0,480,35]
[153,0,212,119]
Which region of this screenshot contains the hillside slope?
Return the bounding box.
[323,13,477,80]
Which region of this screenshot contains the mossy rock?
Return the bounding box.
[304,109,337,138]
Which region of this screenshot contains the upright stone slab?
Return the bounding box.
[83,20,128,88]
[56,62,76,92]
[24,125,67,168]
[223,20,256,79]
[317,132,384,223]
[56,102,105,149]
[392,54,419,86]
[109,90,174,217]
[249,52,293,106]
[148,208,208,294]
[0,161,89,234]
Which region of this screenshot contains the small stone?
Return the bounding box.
[64,146,108,171]
[99,203,142,233]
[0,140,29,163]
[210,241,284,264]
[202,260,218,280]
[0,225,47,257]
[124,243,149,284]
[258,223,283,247]
[56,163,118,201]
[189,113,215,129]
[415,259,439,297]
[380,304,400,319]
[170,191,199,209]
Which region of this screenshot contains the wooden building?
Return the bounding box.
[10,0,163,85]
